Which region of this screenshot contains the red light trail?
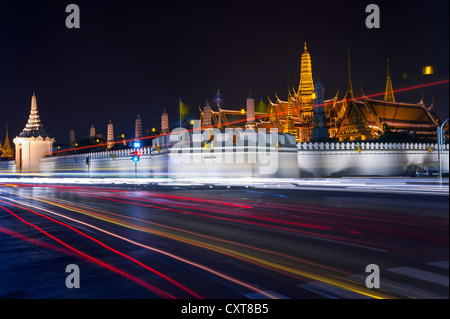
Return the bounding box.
[0,200,201,299]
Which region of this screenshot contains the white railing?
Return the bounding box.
[41,142,449,163]
[42,146,156,162]
[297,142,449,151]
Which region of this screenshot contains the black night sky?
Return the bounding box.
[0,0,448,144]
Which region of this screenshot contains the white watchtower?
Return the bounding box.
[13,92,55,171]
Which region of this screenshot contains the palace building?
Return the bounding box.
[196,43,441,142]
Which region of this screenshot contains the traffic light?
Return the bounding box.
[131,151,141,162]
[132,141,141,148]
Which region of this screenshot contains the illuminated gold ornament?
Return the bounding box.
[298,42,315,108]
[384,59,395,102]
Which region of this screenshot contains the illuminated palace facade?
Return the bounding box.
[198,43,441,142]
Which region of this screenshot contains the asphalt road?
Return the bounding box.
[0,183,448,299]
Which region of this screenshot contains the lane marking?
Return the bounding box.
[388,267,449,287]
[347,274,448,299]
[426,261,449,270]
[245,290,290,299]
[297,281,370,299]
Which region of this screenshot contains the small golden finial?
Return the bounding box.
[304,42,307,52]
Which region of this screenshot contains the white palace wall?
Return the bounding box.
[1,140,448,178]
[297,142,449,177]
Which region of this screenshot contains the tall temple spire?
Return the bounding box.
[19,92,50,138]
[203,101,212,128]
[347,49,354,99]
[107,120,115,149]
[69,129,75,147]
[246,92,255,126]
[89,123,96,138]
[298,42,314,108]
[2,124,14,158]
[161,108,169,134]
[135,114,142,140]
[283,94,297,137]
[384,58,395,102]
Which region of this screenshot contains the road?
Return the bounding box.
[0,182,448,299]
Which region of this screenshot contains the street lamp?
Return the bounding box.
[437,118,449,187]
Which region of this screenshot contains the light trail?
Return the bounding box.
[94,192,330,230]
[0,198,201,299]
[0,203,176,298]
[0,225,75,257]
[0,195,282,299]
[73,192,390,252]
[1,192,395,298]
[39,195,352,276]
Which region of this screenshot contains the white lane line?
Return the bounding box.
[296,282,370,299]
[245,290,290,299]
[347,274,448,299]
[388,267,449,287]
[426,261,449,270]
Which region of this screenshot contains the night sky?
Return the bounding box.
[0,0,448,144]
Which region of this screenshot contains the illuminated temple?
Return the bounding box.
[198,43,441,142]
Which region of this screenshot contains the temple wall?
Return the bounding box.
[36,137,299,179]
[0,160,16,174]
[297,142,449,177]
[2,140,448,179]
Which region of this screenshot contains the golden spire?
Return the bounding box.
[347,49,354,99]
[384,58,395,102]
[298,42,314,107]
[2,124,14,158]
[283,94,297,138]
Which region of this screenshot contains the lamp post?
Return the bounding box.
[131,141,141,178]
[438,118,449,187]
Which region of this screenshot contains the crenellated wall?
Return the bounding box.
[297,141,449,177]
[1,140,448,179]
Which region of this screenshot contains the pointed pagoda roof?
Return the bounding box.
[384,59,395,102]
[346,49,354,99]
[18,92,50,138]
[2,124,14,157]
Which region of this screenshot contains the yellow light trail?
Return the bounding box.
[0,194,279,299]
[4,191,399,299]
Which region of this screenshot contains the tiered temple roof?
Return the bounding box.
[196,44,441,142]
[18,92,50,138]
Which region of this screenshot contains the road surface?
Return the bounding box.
[0,181,448,299]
